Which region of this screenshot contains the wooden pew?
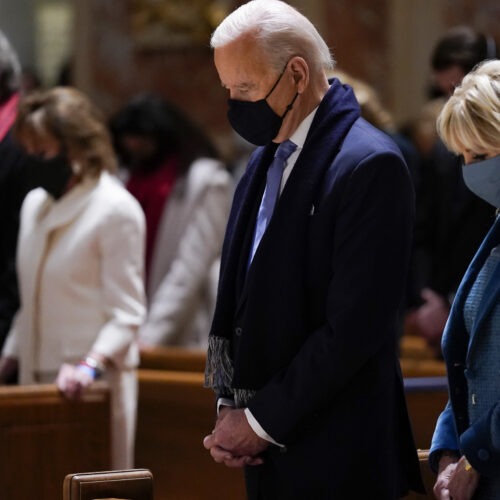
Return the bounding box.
[400,357,446,378]
[0,382,111,500]
[140,344,448,379]
[139,346,206,372]
[135,369,246,500]
[400,333,441,360]
[404,376,449,450]
[140,346,448,379]
[63,468,153,500]
[136,347,448,498]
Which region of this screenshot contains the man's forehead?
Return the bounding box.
[215,41,268,88]
[219,66,260,90]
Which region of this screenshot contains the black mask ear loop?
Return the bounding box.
[266,61,300,120]
[281,91,299,119]
[264,63,289,100]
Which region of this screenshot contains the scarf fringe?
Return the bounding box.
[234,388,257,407]
[204,336,257,407]
[205,336,233,393]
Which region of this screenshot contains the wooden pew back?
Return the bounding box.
[63,468,153,500]
[136,347,448,499]
[140,346,206,372]
[135,369,246,500]
[0,382,111,500]
[400,357,446,378]
[404,376,449,450]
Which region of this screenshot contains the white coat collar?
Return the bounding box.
[36,173,102,231]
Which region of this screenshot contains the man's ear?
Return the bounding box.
[289,57,309,93]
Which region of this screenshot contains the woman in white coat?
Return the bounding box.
[0,87,146,469]
[110,94,233,349]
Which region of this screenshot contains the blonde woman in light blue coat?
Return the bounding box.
[430,60,500,500]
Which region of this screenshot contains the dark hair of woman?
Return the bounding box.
[109,93,219,176]
[431,26,497,74]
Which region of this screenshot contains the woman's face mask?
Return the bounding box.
[462,154,500,208]
[27,152,74,200]
[227,62,299,146]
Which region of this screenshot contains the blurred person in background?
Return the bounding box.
[0,30,32,353]
[20,66,42,94]
[405,26,498,355]
[330,68,421,189]
[110,94,232,349]
[0,87,146,469]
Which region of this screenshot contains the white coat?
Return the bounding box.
[3,171,146,468]
[139,157,233,348]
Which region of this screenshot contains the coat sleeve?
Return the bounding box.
[139,168,233,346]
[460,401,500,477]
[429,400,460,472]
[1,310,20,358]
[247,150,414,443]
[90,201,146,368]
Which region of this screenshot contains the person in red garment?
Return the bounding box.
[110,94,233,349]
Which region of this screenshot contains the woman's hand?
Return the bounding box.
[56,363,95,400]
[413,288,450,345]
[434,453,458,500]
[0,356,18,384]
[448,456,480,500]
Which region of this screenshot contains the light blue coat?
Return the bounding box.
[430,214,500,498]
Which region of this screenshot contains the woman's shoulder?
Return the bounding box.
[186,157,232,188]
[93,172,145,221]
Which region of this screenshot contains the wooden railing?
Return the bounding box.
[135,368,246,500]
[0,345,444,500]
[135,346,446,499]
[0,382,111,500]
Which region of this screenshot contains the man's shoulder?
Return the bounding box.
[317,118,408,187]
[341,118,403,160]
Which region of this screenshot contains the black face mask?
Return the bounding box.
[27,153,74,200]
[227,63,299,146]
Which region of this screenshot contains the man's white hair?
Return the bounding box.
[211,0,334,73]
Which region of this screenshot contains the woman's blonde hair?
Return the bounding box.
[14,86,117,178]
[437,59,500,156]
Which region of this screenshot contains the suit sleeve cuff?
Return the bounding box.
[244,408,285,448]
[460,404,500,477]
[217,397,235,415]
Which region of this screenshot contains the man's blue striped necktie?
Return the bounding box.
[248,139,297,266]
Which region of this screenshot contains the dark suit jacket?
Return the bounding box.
[209,82,424,499]
[0,131,31,350]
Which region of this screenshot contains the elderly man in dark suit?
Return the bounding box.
[202,1,424,498]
